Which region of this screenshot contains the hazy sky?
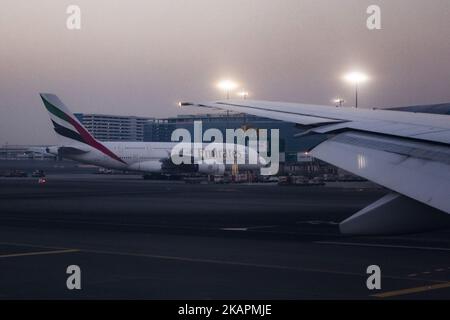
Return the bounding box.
[1,0,450,144]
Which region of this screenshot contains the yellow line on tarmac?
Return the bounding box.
[373,281,450,298]
[0,249,79,259]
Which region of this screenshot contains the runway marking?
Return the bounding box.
[0,241,75,251]
[0,249,79,259]
[373,281,450,298]
[296,220,339,225]
[0,217,346,238]
[69,248,442,283]
[316,241,450,252]
[409,268,447,278]
[220,225,278,231]
[247,225,278,230]
[0,217,223,232]
[0,241,444,285]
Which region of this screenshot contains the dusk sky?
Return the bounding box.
[1,0,450,144]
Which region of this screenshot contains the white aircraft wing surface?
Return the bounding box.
[182,100,450,235]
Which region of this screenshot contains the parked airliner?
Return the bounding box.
[40,93,244,175]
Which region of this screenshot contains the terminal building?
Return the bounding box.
[143,113,327,165]
[0,145,55,160]
[74,113,154,142]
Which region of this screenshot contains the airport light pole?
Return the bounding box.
[217,80,238,126]
[238,91,250,123]
[343,72,368,109]
[238,91,249,100]
[333,98,345,107]
[217,80,238,100]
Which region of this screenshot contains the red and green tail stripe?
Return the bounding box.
[41,94,126,165]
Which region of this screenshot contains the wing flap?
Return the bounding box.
[184,100,450,145]
[311,132,450,214]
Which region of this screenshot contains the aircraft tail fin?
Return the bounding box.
[39,93,126,164]
[39,93,99,146]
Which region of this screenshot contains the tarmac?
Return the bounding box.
[0,173,449,299]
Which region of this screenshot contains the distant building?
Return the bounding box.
[144,113,327,164]
[74,113,154,141]
[0,145,54,160]
[382,103,450,115]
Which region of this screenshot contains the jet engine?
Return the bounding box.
[197,163,226,175]
[128,161,163,173]
[45,146,60,155]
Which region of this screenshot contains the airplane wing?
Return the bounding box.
[57,146,90,155]
[25,146,51,155]
[182,100,450,235]
[26,146,89,156]
[27,146,90,157]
